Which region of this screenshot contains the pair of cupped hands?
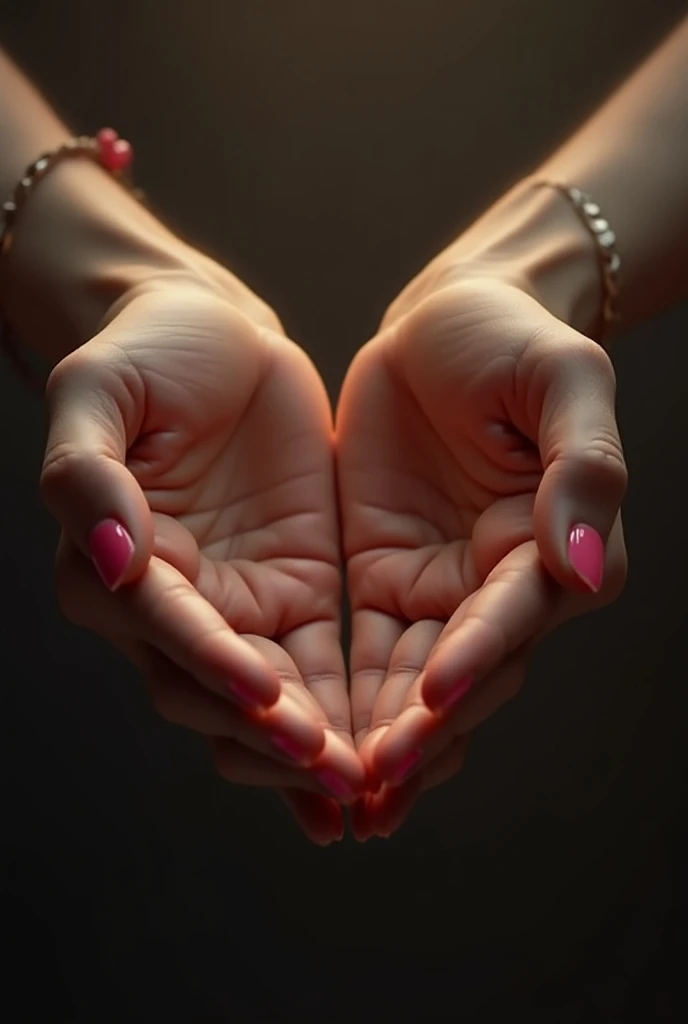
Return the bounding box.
[40,233,628,845]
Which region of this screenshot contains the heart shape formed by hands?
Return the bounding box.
[39,247,627,846]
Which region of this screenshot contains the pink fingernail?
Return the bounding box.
[271,733,307,764]
[88,519,134,590]
[389,748,422,787]
[227,679,268,711]
[568,523,604,592]
[316,770,355,803]
[434,675,475,713]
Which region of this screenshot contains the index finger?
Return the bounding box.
[422,540,557,712]
[58,545,282,711]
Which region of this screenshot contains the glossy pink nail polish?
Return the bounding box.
[227,679,267,711]
[434,675,475,713]
[271,733,307,764]
[389,748,422,787]
[317,770,355,803]
[88,519,134,591]
[568,523,604,592]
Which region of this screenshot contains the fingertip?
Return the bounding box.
[312,831,342,848]
[358,727,386,775]
[387,747,423,788]
[308,729,367,798]
[350,796,375,843]
[369,706,429,785]
[282,790,343,846]
[225,674,282,715]
[226,678,277,713]
[315,768,362,805]
[42,442,154,586]
[88,518,135,591]
[371,778,420,837]
[567,523,604,593]
[360,740,383,792]
[422,672,476,714]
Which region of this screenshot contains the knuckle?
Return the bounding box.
[44,353,75,400]
[45,348,98,401]
[534,327,615,377]
[528,328,619,406]
[327,721,354,742]
[253,299,283,334]
[563,438,628,501]
[368,716,399,731]
[570,334,616,380]
[577,433,626,470]
[40,446,89,500]
[146,579,200,633]
[461,611,509,663]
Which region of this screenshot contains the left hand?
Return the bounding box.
[336,275,628,840]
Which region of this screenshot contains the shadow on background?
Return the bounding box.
[2,2,686,1021]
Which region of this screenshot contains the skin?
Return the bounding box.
[337,278,627,839]
[42,272,365,845]
[335,14,688,839]
[2,17,687,843]
[0,56,362,844]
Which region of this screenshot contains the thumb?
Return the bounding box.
[41,340,153,590]
[530,333,628,593]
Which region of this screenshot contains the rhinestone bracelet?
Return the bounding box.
[537,181,621,343]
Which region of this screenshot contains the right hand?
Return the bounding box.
[336,275,628,839]
[41,261,363,845]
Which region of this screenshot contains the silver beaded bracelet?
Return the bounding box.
[538,182,621,342]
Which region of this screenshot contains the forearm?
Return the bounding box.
[0,49,188,363]
[0,50,71,197]
[452,16,688,339]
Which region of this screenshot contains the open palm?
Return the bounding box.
[44,277,362,843]
[336,278,627,838]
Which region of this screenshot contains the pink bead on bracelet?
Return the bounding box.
[0,127,141,258]
[93,126,135,172]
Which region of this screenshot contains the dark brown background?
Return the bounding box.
[2,2,686,1021]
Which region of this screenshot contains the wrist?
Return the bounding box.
[447,179,604,338]
[0,155,192,363]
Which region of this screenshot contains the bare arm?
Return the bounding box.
[0,50,189,363]
[450,16,688,338]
